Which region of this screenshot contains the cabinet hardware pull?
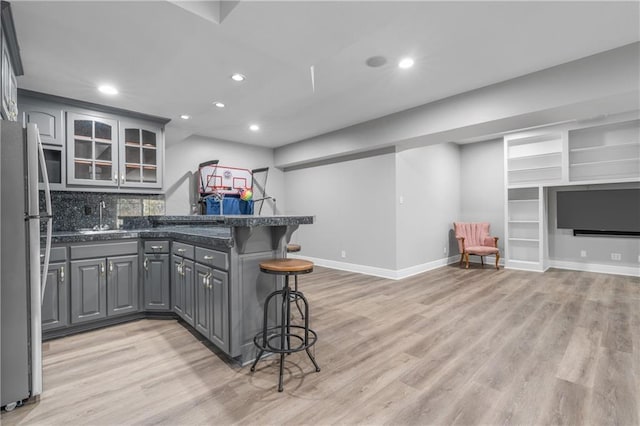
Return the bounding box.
[151,245,162,250]
[109,261,114,273]
[144,257,149,271]
[177,248,186,253]
[60,266,65,282]
[114,173,118,182]
[121,173,125,184]
[203,255,214,260]
[40,254,45,258]
[100,263,105,275]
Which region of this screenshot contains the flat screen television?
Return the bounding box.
[556,188,640,236]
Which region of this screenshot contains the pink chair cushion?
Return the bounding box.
[465,246,499,256]
[454,222,491,252]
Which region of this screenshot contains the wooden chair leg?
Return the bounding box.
[481,256,484,268]
[459,253,464,266]
[495,252,500,270]
[465,252,470,269]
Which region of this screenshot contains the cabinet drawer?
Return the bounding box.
[70,241,138,260]
[172,242,194,259]
[41,246,67,263]
[144,240,169,253]
[195,247,228,270]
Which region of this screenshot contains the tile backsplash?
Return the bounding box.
[41,191,165,231]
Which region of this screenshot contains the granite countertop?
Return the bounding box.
[49,227,234,249]
[123,215,314,228]
[48,215,313,247]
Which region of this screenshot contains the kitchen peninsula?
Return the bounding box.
[46,215,314,364]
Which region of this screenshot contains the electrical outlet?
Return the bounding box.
[399,196,404,205]
[611,253,621,261]
[443,246,448,254]
[580,250,587,258]
[341,250,346,258]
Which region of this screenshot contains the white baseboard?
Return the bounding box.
[289,255,460,280]
[548,259,640,277]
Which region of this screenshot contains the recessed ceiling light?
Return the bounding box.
[213,102,225,108]
[231,73,246,82]
[249,124,260,131]
[180,114,190,120]
[398,57,414,69]
[98,84,118,95]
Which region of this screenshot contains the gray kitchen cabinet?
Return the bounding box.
[41,262,69,331]
[17,88,168,193]
[70,242,139,324]
[1,32,17,121]
[70,258,107,324]
[172,255,195,327]
[119,120,163,189]
[195,252,229,352]
[106,254,139,316]
[194,263,212,337]
[20,100,64,146]
[143,252,170,311]
[20,99,66,189]
[209,269,229,352]
[66,112,119,187]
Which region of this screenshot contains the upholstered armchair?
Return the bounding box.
[453,222,500,270]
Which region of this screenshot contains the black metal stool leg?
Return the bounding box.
[293,275,304,319]
[278,277,290,392]
[300,292,320,372]
[251,289,278,372]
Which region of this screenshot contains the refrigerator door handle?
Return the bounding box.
[35,129,53,304]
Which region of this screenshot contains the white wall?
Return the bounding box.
[283,152,397,271]
[164,135,284,215]
[458,139,505,253]
[396,142,461,271]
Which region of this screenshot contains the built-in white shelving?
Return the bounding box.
[506,133,564,185]
[503,114,639,273]
[505,187,545,271]
[568,119,639,182]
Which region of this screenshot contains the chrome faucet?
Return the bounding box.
[95,200,109,231]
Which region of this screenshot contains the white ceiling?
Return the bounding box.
[12,1,640,148]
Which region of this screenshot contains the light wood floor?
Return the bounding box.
[2,265,639,425]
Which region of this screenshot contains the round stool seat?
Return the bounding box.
[286,243,302,253]
[260,258,313,274]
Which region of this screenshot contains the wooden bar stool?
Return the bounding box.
[286,243,304,319]
[250,258,320,392]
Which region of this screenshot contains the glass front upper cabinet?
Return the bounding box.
[66,113,118,186]
[119,121,162,189]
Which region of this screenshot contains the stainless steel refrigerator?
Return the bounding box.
[1,121,52,411]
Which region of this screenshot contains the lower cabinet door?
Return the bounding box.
[42,262,69,331]
[106,254,139,316]
[209,269,229,353]
[172,256,195,326]
[143,253,170,310]
[194,263,211,336]
[70,258,107,324]
[171,255,185,317]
